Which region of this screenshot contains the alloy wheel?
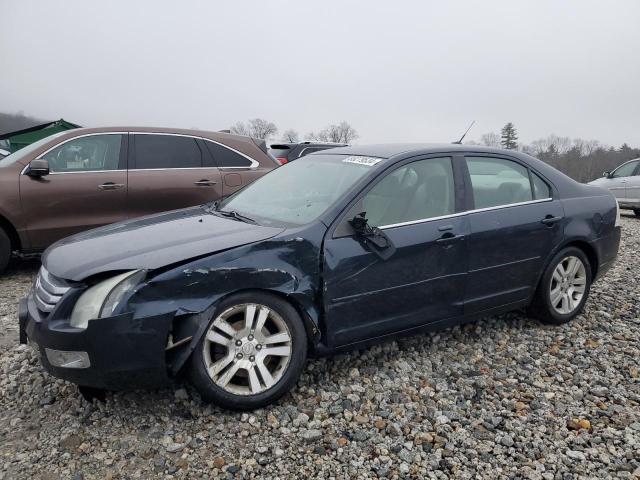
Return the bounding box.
[549,255,587,315]
[202,303,292,396]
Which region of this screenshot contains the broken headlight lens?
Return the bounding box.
[70,270,145,329]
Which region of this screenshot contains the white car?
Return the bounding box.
[589,158,640,217]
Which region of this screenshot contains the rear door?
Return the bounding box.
[19,133,128,249]
[127,133,223,218]
[463,155,564,314]
[203,140,262,197]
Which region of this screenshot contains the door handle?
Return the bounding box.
[98,182,124,190]
[194,179,217,187]
[436,233,465,245]
[540,215,563,226]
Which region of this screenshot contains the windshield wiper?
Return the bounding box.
[215,209,257,224]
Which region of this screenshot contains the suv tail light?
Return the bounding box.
[276,157,288,165]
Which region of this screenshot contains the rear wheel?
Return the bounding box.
[189,291,307,410]
[0,227,10,275]
[529,247,592,325]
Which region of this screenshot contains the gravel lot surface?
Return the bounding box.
[1,215,638,479]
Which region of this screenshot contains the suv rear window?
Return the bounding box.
[134,134,202,169]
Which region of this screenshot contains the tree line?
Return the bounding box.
[468,123,640,183]
[230,119,359,145]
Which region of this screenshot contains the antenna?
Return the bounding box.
[453,120,475,144]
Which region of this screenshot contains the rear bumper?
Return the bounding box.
[593,226,621,281]
[19,292,173,391]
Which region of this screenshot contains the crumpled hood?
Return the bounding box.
[43,206,285,281]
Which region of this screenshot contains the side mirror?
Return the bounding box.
[27,159,50,177]
[349,212,393,251]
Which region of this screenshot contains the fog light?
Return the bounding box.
[45,348,91,369]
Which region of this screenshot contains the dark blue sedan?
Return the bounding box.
[20,144,621,409]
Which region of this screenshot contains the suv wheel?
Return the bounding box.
[189,291,307,410]
[529,247,592,325]
[0,228,10,275]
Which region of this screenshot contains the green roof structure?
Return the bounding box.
[0,119,81,152]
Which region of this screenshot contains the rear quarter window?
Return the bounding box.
[205,141,254,168]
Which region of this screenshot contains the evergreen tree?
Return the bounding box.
[500,122,518,149]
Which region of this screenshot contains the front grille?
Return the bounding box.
[34,267,70,313]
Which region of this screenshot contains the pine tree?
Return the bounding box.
[500,122,518,149]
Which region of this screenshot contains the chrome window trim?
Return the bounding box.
[379,198,553,230]
[132,132,259,169]
[21,131,260,175]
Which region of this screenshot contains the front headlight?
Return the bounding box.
[70,270,146,329]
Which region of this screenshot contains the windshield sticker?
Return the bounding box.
[342,156,383,166]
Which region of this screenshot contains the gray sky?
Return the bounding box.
[2,0,639,147]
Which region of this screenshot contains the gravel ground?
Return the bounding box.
[1,215,638,480]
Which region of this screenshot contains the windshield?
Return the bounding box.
[217,154,381,226]
[0,131,68,168]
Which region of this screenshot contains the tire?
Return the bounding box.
[0,227,10,275]
[529,247,592,325]
[189,291,307,410]
[530,247,592,325]
[634,209,640,217]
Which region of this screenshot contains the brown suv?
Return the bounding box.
[0,127,278,273]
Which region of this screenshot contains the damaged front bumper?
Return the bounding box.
[19,291,174,391]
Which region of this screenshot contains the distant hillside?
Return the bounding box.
[0,112,49,135]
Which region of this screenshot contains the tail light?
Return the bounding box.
[276,157,288,165]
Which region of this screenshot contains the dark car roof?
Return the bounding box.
[314,143,519,159]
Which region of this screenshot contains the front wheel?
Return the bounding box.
[529,247,592,325]
[189,291,307,410]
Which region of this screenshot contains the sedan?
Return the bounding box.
[20,144,621,410]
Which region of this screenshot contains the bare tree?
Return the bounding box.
[281,129,299,143]
[480,132,501,148]
[305,132,319,141]
[316,121,359,144]
[230,118,278,140]
[248,118,278,140]
[230,121,251,137]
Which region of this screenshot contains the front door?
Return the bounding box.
[127,133,223,218]
[626,164,640,207]
[323,156,468,347]
[606,160,639,206]
[463,155,564,313]
[19,133,128,249]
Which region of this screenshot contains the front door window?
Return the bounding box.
[41,134,123,172]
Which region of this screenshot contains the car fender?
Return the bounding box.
[123,231,324,375]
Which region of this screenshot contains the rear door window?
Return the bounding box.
[466,156,534,209]
[205,141,254,168]
[133,134,202,169]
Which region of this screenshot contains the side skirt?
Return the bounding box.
[312,299,529,357]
